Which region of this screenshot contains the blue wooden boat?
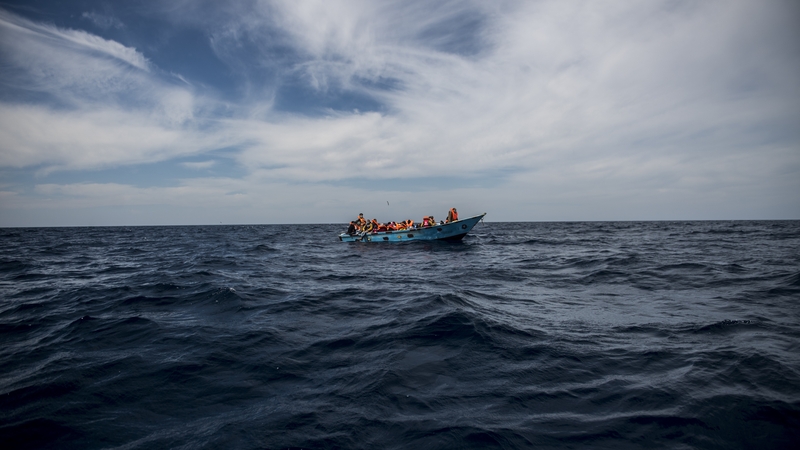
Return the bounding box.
[339,213,486,242]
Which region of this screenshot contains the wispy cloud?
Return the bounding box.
[0,9,146,71]
[198,0,800,185]
[81,11,125,30]
[181,160,217,170]
[0,8,216,172]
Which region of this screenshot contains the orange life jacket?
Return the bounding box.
[449,208,458,221]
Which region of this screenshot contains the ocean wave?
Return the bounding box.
[1,221,799,448]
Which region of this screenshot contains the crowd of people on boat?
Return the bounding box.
[346,208,459,235]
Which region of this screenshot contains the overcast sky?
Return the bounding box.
[0,0,798,226]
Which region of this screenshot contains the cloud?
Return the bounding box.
[0,8,185,123]
[17,176,487,225]
[81,11,125,30]
[3,1,798,182]
[190,0,799,185]
[0,8,218,171]
[0,9,146,71]
[181,160,217,170]
[33,181,233,207]
[0,103,228,172]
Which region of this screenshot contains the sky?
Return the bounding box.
[0,0,798,226]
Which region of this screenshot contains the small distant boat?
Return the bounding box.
[339,213,486,242]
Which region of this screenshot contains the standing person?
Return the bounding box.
[355,213,367,230]
[446,208,458,223]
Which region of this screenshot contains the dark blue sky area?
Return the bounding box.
[0,0,388,113]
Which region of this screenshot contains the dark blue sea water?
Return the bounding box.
[1,221,799,449]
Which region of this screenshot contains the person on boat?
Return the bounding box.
[363,219,375,233]
[346,221,357,235]
[407,219,414,229]
[356,213,367,230]
[446,208,458,223]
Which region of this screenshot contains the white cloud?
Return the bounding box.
[0,10,147,71]
[0,104,226,171]
[81,11,125,30]
[0,9,213,171]
[61,28,149,71]
[194,0,798,187]
[3,2,797,181]
[0,9,203,128]
[181,160,217,170]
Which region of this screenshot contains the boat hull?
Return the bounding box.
[339,213,485,242]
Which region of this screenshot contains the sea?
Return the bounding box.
[1,221,799,449]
